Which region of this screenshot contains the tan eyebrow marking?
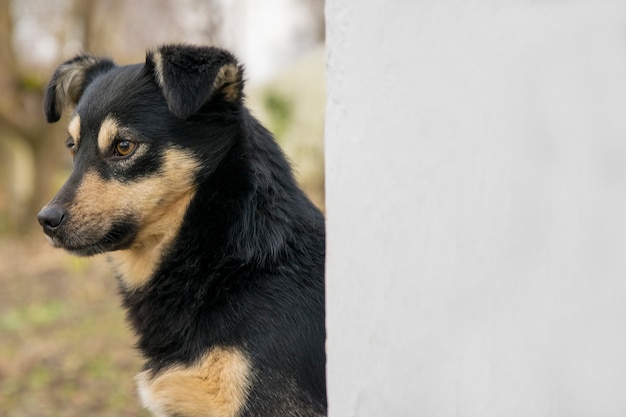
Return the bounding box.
[68,114,81,149]
[97,116,120,154]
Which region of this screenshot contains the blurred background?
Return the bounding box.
[0,0,325,415]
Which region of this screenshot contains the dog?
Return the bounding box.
[37,44,326,417]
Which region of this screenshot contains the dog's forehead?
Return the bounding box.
[75,63,163,131]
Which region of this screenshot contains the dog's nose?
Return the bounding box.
[37,205,67,236]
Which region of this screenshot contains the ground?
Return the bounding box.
[0,235,150,417]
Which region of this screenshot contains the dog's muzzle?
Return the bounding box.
[37,205,68,237]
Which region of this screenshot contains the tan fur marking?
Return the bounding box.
[213,64,240,102]
[68,114,81,150]
[152,51,165,88]
[97,116,120,154]
[136,347,252,417]
[105,149,200,288]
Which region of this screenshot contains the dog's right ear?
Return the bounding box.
[145,45,244,119]
[44,55,116,123]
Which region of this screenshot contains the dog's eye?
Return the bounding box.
[114,140,137,157]
[65,137,76,154]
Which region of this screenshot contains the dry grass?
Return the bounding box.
[0,236,150,417]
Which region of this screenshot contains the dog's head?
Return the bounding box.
[37,45,244,256]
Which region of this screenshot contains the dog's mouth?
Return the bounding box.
[49,238,113,257]
[43,218,138,257]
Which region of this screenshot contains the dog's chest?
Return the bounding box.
[135,347,252,417]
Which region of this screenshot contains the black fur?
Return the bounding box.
[38,44,326,416]
[146,45,244,118]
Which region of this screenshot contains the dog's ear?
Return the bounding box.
[44,54,116,123]
[145,44,244,119]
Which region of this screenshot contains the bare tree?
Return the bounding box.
[305,0,325,43]
[0,0,51,231]
[0,0,106,232]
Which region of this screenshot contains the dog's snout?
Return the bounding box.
[37,205,67,236]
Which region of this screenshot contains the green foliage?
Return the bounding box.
[246,47,326,209]
[0,214,10,235]
[0,301,66,331]
[263,90,294,140]
[19,73,45,92]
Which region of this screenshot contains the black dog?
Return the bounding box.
[37,44,326,417]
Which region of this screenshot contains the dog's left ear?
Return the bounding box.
[145,44,244,119]
[44,54,116,123]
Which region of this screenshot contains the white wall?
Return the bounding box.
[325,2,626,416]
